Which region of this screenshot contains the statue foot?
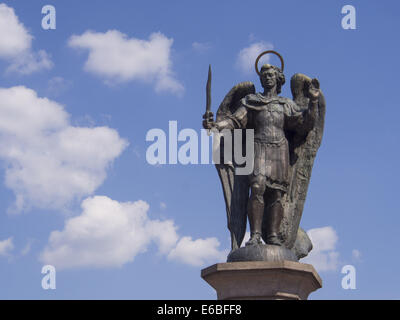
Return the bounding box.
[266,234,282,246]
[246,232,262,246]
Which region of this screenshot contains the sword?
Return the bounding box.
[203,65,213,135]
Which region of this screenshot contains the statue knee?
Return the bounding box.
[250,183,265,203]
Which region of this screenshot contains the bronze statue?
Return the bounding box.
[202,51,326,262]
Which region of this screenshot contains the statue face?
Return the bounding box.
[261,68,277,90]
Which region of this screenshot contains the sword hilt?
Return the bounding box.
[202,110,214,123]
[202,110,214,136]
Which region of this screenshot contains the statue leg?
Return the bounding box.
[263,189,284,246]
[230,231,238,251]
[246,176,266,246]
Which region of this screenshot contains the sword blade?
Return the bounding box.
[206,64,211,112]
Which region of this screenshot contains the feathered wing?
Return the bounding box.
[281,73,326,256]
[215,81,255,251]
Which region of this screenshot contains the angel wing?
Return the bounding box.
[281,73,326,257]
[214,81,255,251]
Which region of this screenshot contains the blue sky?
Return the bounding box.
[0,0,399,299]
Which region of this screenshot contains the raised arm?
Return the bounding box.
[285,78,320,135]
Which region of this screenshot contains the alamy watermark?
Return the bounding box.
[41,5,56,30]
[145,121,254,175]
[341,5,356,30]
[41,265,56,290]
[341,265,356,290]
[40,5,356,31]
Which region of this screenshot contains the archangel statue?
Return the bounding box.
[202,51,326,262]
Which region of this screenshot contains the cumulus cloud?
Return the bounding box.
[0,86,128,212]
[68,30,183,95]
[302,226,339,272]
[0,237,14,256]
[40,196,226,269]
[0,4,52,74]
[168,237,227,266]
[236,41,273,74]
[0,4,31,57]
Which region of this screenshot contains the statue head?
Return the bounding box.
[255,51,285,94]
[260,64,285,94]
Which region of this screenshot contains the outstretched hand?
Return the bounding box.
[306,78,320,102]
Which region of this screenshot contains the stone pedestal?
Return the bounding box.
[201,260,322,300]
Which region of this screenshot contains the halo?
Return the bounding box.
[255,50,285,76]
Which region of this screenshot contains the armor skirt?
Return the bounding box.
[250,138,290,192]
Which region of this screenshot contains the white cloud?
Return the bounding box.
[302,226,339,272]
[40,196,226,269]
[46,76,72,97]
[0,4,52,74]
[0,86,128,212]
[236,41,273,74]
[21,239,34,256]
[168,237,227,266]
[6,50,53,75]
[192,41,211,53]
[68,30,183,95]
[0,4,31,57]
[0,237,14,256]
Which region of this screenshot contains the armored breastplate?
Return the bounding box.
[252,103,285,143]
